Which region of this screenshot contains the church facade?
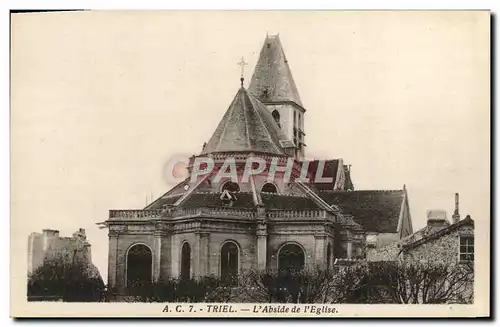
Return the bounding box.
[101,35,413,293]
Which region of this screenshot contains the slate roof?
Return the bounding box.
[180,192,255,209]
[318,190,405,233]
[249,35,303,107]
[178,192,321,210]
[261,193,320,210]
[306,159,340,191]
[145,195,182,210]
[201,86,290,155]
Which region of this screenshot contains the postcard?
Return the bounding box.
[10,10,490,318]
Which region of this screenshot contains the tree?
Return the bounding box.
[324,263,372,303]
[123,275,233,303]
[28,253,105,302]
[234,267,368,304]
[368,260,474,304]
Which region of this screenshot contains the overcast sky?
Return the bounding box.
[11,11,489,282]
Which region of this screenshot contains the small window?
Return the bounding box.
[261,183,278,193]
[272,110,281,128]
[221,181,240,193]
[459,236,474,261]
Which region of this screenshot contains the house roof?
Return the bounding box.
[248,34,303,108]
[201,86,290,155]
[318,190,405,233]
[402,215,474,251]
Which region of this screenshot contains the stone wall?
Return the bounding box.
[28,229,93,275]
[404,225,474,265]
[111,233,156,290]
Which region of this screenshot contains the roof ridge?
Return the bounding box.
[201,88,286,155]
[318,189,403,193]
[194,190,254,194]
[262,192,308,197]
[144,177,190,209]
[403,217,474,250]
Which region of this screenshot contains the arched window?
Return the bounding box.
[220,241,239,282]
[126,244,153,292]
[327,244,332,270]
[180,242,191,280]
[278,243,305,272]
[261,183,278,194]
[221,181,240,193]
[272,110,281,128]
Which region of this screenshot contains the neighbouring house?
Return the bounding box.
[367,193,474,303]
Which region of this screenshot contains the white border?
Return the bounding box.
[4,1,497,325]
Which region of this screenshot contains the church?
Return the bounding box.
[100,34,414,293]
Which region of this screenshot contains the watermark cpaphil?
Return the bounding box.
[188,156,335,184]
[161,153,191,186]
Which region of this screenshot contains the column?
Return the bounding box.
[347,240,353,259]
[107,232,119,290]
[346,229,353,259]
[153,232,162,283]
[193,233,201,278]
[199,232,210,277]
[314,235,326,268]
[257,223,268,270]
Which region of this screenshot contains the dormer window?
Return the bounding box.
[221,181,240,193]
[261,183,278,194]
[220,189,237,207]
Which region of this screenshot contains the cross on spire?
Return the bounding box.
[237,56,248,86]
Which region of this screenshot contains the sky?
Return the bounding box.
[11,11,490,283]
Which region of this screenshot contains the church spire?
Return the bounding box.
[248,34,307,160]
[248,34,303,107]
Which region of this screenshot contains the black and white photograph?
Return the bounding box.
[10,10,490,317]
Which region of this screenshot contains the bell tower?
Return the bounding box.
[248,34,306,160]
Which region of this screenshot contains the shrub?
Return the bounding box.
[28,254,105,302]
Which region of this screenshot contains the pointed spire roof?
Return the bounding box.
[249,34,303,107]
[201,86,291,155]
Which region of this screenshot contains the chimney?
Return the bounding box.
[427,209,449,230]
[452,193,460,224]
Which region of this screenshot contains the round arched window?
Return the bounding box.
[221,181,240,193]
[272,110,281,127]
[261,183,278,193]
